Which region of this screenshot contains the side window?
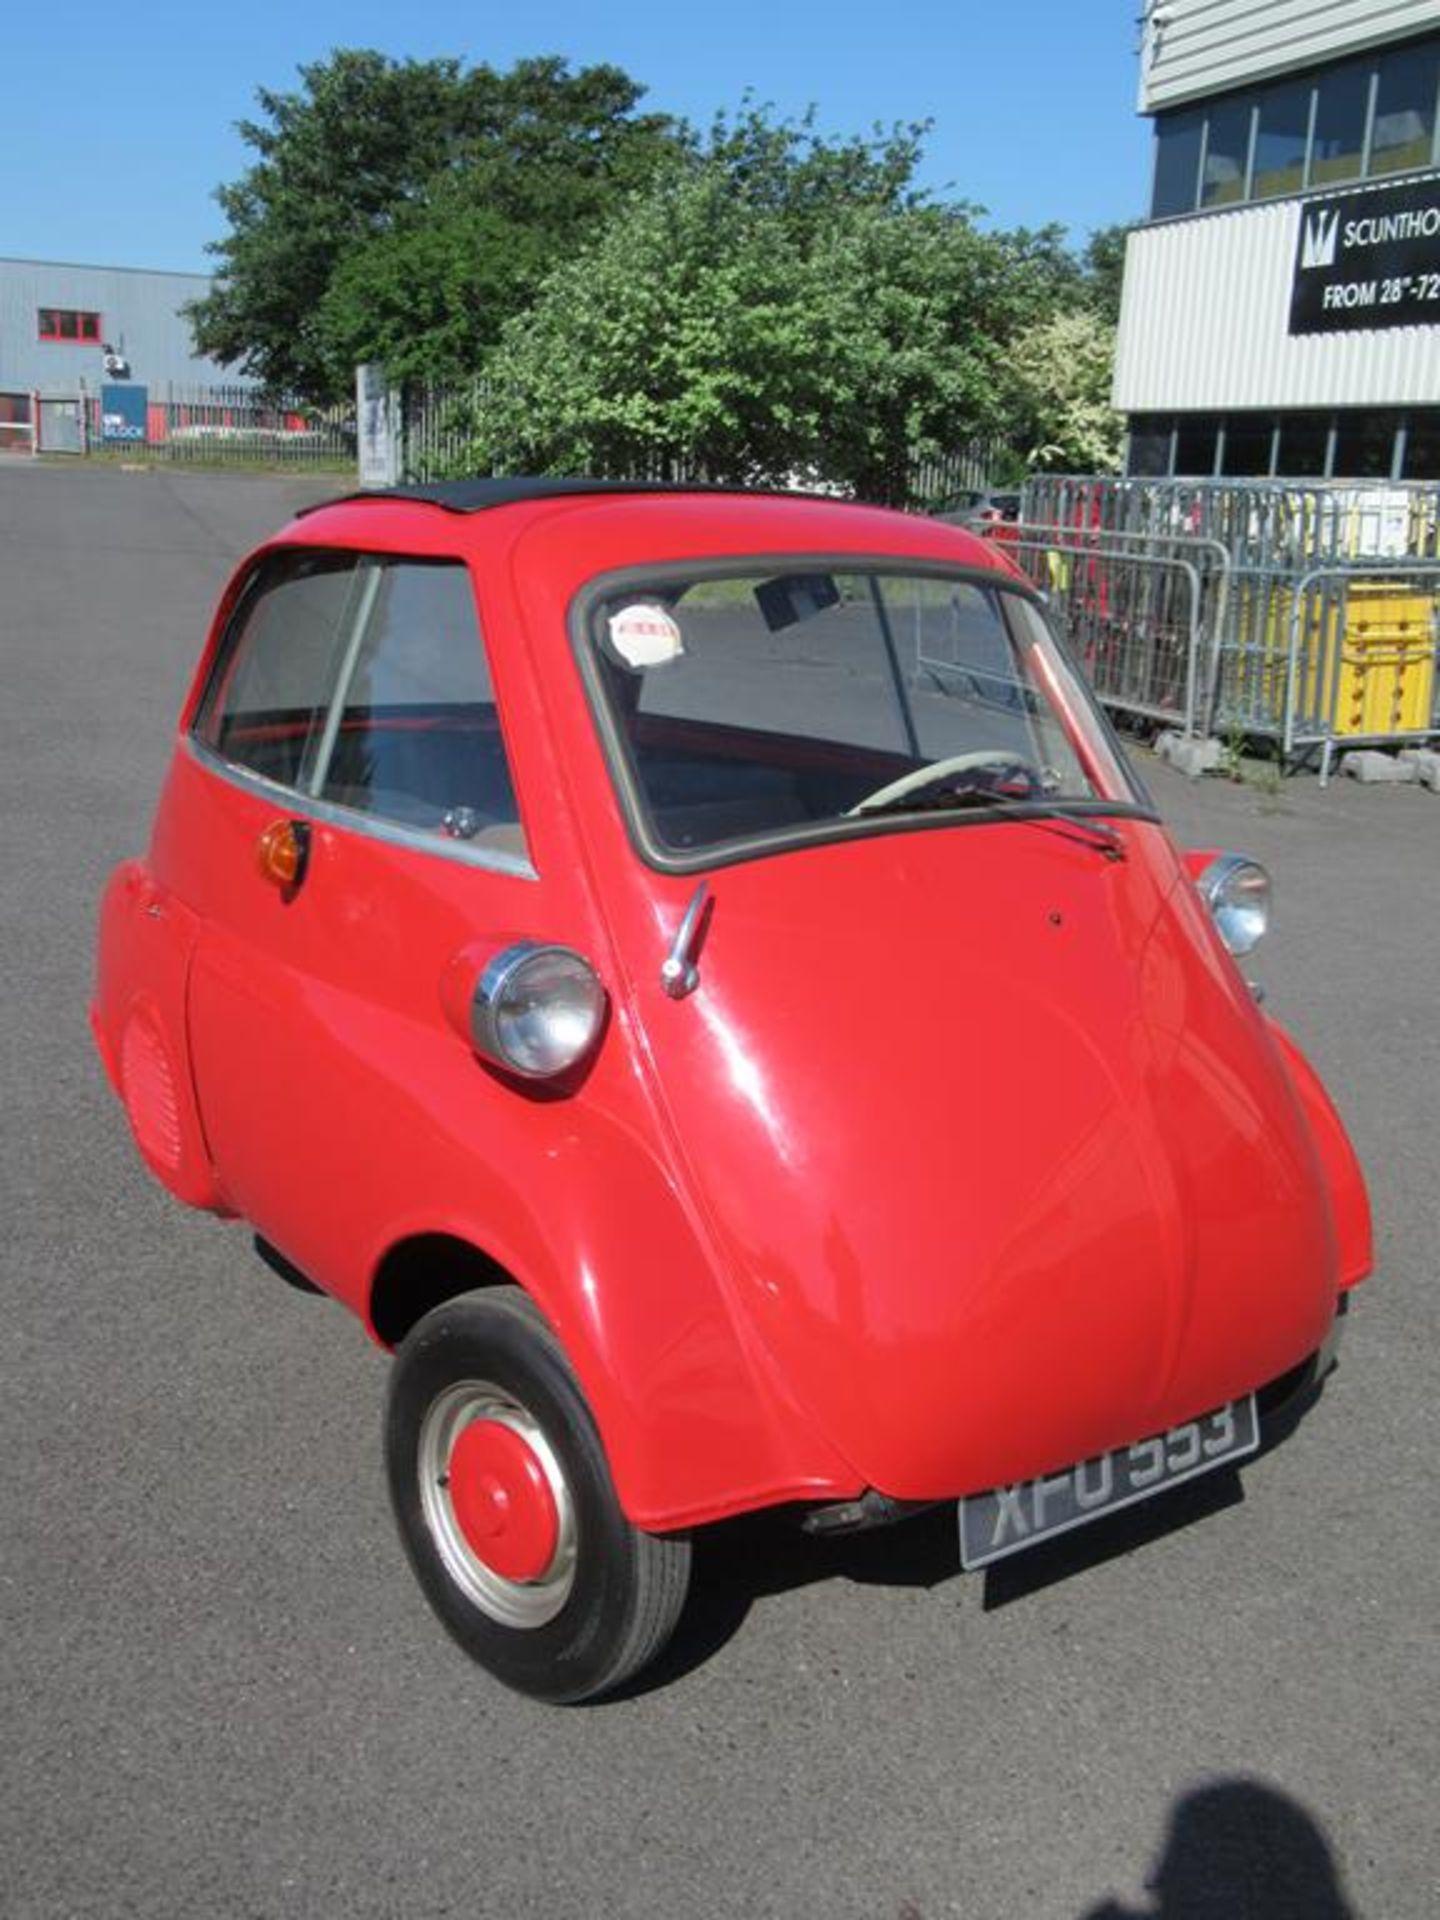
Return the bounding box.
[193,551,528,862]
[317,559,527,854]
[193,551,360,787]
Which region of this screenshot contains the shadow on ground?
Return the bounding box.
[1079,1776,1357,1919]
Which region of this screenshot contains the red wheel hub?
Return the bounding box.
[447,1417,560,1582]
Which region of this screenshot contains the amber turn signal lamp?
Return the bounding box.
[256,819,311,896]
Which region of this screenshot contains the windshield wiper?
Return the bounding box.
[853,782,1128,859]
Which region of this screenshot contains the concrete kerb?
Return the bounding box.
[1338,747,1440,789]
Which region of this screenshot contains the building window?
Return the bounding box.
[37,308,102,344]
[1127,416,1174,477]
[1152,111,1204,218]
[1148,35,1440,219]
[1201,100,1252,207]
[1252,80,1312,200]
[1174,416,1222,477]
[1309,64,1370,187]
[1332,411,1401,479]
[1275,414,1331,478]
[1127,410,1440,481]
[1402,415,1440,479]
[1220,416,1274,477]
[1370,43,1440,176]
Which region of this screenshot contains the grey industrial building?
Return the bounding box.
[1117,0,1440,479]
[0,257,241,453]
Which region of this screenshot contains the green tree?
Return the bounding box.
[1079,223,1131,327]
[1005,307,1124,473]
[454,112,1059,503]
[187,51,679,400]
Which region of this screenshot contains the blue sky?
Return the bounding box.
[2,2,1152,275]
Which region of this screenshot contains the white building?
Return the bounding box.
[1115,0,1440,478]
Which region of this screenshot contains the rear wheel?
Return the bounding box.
[384,1288,691,1703]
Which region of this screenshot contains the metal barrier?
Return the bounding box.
[1023,475,1440,569]
[1019,477,1440,766]
[1218,563,1440,781]
[997,525,1232,735]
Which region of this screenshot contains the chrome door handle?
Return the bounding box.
[660,882,711,999]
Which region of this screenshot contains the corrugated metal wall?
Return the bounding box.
[1141,0,1440,111]
[0,259,239,394]
[1114,202,1440,408]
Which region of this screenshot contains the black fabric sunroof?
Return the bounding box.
[297,477,844,517]
[293,474,867,518]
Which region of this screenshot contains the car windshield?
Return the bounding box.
[582,566,1144,863]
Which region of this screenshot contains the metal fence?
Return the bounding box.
[1014,476,1440,766]
[19,383,355,466]
[999,525,1231,735]
[124,384,354,466]
[397,378,485,481]
[393,376,1012,504]
[1222,563,1440,779]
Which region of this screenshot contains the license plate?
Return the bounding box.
[958,1397,1260,1571]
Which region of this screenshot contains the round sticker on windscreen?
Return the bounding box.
[607,603,685,669]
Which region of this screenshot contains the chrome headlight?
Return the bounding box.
[471,943,607,1079]
[1198,854,1272,957]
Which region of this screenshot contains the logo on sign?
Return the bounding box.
[1301,209,1340,270]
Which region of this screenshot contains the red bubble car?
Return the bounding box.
[92,480,1371,1702]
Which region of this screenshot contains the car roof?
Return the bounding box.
[297,478,840,518]
[281,479,1032,592]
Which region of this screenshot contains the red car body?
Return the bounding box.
[92,482,1371,1699]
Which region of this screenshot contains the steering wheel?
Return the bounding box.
[847,750,1041,816]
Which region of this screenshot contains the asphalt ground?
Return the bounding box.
[2,461,1436,1919]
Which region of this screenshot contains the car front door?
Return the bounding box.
[175,545,561,1313]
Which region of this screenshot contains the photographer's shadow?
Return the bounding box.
[1082,1778,1355,1920]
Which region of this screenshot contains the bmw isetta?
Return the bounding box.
[92,480,1372,1702]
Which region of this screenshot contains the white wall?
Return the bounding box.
[1141,0,1440,111]
[1114,203,1440,409]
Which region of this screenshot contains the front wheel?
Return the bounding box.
[384,1288,691,1704]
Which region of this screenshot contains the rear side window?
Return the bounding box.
[316,561,523,845]
[193,550,527,860]
[193,551,358,787]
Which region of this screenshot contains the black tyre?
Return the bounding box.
[384,1287,691,1704]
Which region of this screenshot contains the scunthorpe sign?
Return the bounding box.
[1290,177,1440,335]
